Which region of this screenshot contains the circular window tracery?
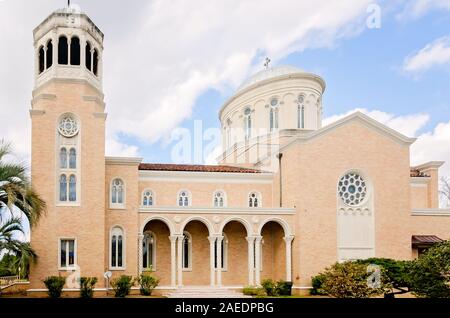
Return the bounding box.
[338,173,367,206]
[58,115,79,137]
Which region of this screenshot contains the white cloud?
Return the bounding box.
[204,145,223,165]
[403,36,450,74]
[397,0,450,20]
[323,108,430,137]
[105,135,140,158]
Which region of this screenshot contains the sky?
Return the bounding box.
[0,0,449,182]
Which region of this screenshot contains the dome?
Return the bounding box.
[237,65,305,92]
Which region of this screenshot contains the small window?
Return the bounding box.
[58,36,68,65]
[111,178,124,206]
[60,147,67,169]
[69,148,76,169]
[213,191,225,208]
[298,95,305,129]
[59,174,67,202]
[93,49,99,76]
[143,232,155,270]
[70,36,80,65]
[244,107,252,140]
[142,190,154,206]
[248,192,260,208]
[178,191,190,207]
[85,42,92,71]
[69,174,76,202]
[111,227,124,268]
[60,239,75,268]
[182,232,192,270]
[46,40,53,69]
[38,46,45,74]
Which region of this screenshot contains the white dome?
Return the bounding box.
[237,65,304,92]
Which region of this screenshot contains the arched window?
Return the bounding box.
[38,46,45,74]
[297,95,305,129]
[213,191,225,208]
[214,235,228,270]
[244,107,252,140]
[70,36,80,65]
[269,98,279,131]
[59,174,67,202]
[142,190,154,206]
[85,42,92,71]
[93,49,99,76]
[182,231,192,270]
[58,36,68,65]
[226,118,232,147]
[178,191,190,207]
[60,147,67,169]
[69,148,76,169]
[46,40,53,69]
[111,178,124,206]
[111,227,124,269]
[69,174,76,202]
[143,231,155,270]
[248,192,260,208]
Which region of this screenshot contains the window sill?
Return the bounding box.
[182,268,192,272]
[59,266,77,271]
[57,202,80,207]
[109,205,126,210]
[109,267,126,271]
[142,269,156,272]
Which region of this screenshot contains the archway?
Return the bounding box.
[142,220,171,286]
[260,221,287,282]
[221,221,248,286]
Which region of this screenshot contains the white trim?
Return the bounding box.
[138,170,273,184]
[109,225,126,270]
[257,217,293,236]
[105,156,143,165]
[109,177,126,209]
[410,177,431,185]
[140,216,175,235]
[139,206,295,215]
[412,209,450,216]
[58,237,77,270]
[214,233,228,271]
[219,217,252,236]
[412,161,445,171]
[141,188,155,207]
[212,189,227,208]
[180,216,214,236]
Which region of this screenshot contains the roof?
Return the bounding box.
[139,163,262,174]
[412,235,444,247]
[237,65,304,92]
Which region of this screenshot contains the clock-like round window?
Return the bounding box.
[58,115,79,137]
[338,172,367,206]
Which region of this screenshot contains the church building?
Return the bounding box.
[28,7,450,296]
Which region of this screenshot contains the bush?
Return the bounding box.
[110,275,134,298]
[275,281,292,296]
[409,241,450,298]
[318,261,391,298]
[43,276,66,298]
[261,279,277,296]
[243,286,266,296]
[80,277,98,298]
[137,274,159,296]
[311,273,327,295]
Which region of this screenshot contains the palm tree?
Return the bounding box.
[0,140,45,278]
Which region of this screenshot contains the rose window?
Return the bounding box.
[338,173,367,206]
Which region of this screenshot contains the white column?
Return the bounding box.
[246,236,255,286]
[43,47,47,72]
[90,48,94,72]
[67,38,71,65]
[216,235,223,287]
[169,235,177,287]
[254,236,262,286]
[208,236,216,287]
[284,235,294,282]
[176,234,183,287]
[138,234,144,276]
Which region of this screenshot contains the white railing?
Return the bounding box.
[0,276,19,286]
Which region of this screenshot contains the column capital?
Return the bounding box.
[215,235,224,243]
[254,235,263,243]
[169,235,178,243]
[207,236,217,243]
[138,234,145,240]
[245,236,256,243]
[283,235,295,243]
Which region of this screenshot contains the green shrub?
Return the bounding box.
[318,261,391,298]
[276,280,293,296]
[261,279,277,296]
[243,286,266,296]
[311,273,327,295]
[80,277,98,298]
[110,275,134,298]
[43,276,66,298]
[137,274,159,296]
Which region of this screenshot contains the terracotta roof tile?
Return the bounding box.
[139,163,262,173]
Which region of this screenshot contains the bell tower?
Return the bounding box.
[29,6,107,288]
